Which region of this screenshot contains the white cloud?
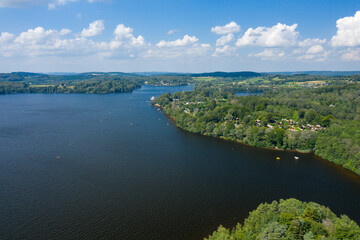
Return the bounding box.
[331,11,360,47]
[114,24,133,39]
[341,48,360,61]
[296,50,330,62]
[146,35,210,58]
[298,38,326,47]
[167,29,180,35]
[211,21,240,35]
[236,23,298,47]
[215,45,230,54]
[293,38,328,61]
[81,20,104,37]
[0,0,45,8]
[213,22,331,62]
[216,33,234,46]
[156,35,198,47]
[212,45,237,57]
[0,32,15,43]
[296,48,329,62]
[60,28,72,35]
[15,27,63,44]
[3,13,360,71]
[306,45,324,54]
[297,54,326,61]
[113,24,145,47]
[48,0,78,9]
[250,49,285,60]
[0,0,102,9]
[0,22,146,59]
[146,43,210,59]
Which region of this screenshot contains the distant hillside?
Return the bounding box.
[4,71,359,77]
[191,71,262,78]
[44,72,78,75]
[267,71,360,76]
[0,71,263,81]
[79,72,142,77]
[11,72,46,76]
[133,72,188,76]
[0,72,47,82]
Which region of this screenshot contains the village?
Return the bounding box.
[178,102,324,133]
[254,118,324,132]
[178,104,324,132]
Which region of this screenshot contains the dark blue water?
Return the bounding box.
[1,85,360,240]
[235,92,262,96]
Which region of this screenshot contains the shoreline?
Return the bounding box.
[155,104,360,178]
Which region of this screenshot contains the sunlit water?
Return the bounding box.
[1,85,360,240]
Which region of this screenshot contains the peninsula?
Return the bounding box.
[154,73,360,176]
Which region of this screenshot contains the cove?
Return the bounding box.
[0,85,360,240]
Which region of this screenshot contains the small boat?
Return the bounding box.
[276,157,280,160]
[150,96,155,101]
[294,156,299,160]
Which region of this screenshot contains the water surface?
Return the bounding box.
[235,92,262,96]
[1,85,360,240]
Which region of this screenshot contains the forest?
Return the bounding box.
[0,80,142,94]
[154,81,360,175]
[0,72,189,94]
[205,198,360,240]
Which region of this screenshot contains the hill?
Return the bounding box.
[191,71,262,78]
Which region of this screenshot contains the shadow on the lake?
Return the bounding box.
[163,109,360,186]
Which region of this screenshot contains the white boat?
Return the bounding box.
[150,96,155,101]
[294,156,299,160]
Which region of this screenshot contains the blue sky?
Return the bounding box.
[0,0,360,73]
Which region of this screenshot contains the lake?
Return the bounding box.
[235,92,262,96]
[1,85,360,240]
